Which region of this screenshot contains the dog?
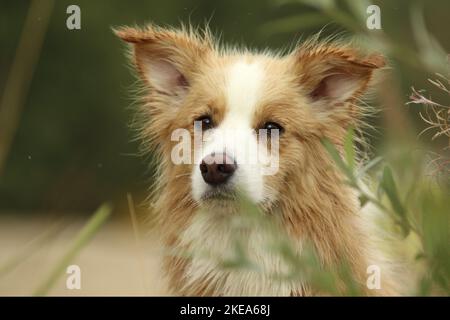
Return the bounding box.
[115,24,401,296]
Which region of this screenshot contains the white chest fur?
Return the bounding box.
[177,210,304,296]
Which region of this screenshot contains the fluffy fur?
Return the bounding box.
[115,24,401,296]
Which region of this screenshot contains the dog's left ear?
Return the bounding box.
[291,42,385,108]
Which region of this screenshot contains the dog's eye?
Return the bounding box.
[195,115,214,131]
[261,122,284,134]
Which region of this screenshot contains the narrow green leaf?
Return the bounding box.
[410,5,448,72]
[343,0,372,24]
[0,220,66,277]
[321,138,355,183]
[344,127,355,170]
[381,166,406,218]
[33,203,112,296]
[357,156,383,178]
[296,0,336,10]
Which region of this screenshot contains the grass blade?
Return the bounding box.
[381,166,405,218]
[33,203,112,296]
[344,127,355,170]
[322,138,354,183]
[0,220,66,278]
[357,156,383,178]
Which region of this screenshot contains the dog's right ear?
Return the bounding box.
[114,25,211,97]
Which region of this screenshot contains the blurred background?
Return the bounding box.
[0,0,448,295]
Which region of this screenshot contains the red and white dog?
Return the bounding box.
[116,24,400,296]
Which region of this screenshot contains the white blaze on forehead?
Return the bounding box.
[191,60,271,204]
[218,60,265,164]
[223,60,265,125]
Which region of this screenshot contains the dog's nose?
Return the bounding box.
[200,153,237,186]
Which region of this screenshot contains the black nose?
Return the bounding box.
[200,153,237,186]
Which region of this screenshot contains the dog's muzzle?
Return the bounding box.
[199,152,237,186]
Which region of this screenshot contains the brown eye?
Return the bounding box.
[195,115,214,131]
[261,122,284,134]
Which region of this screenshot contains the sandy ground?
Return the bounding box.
[0,213,168,296]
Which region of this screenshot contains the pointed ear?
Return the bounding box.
[292,42,385,107]
[114,25,212,97]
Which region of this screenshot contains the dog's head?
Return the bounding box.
[116,25,384,210]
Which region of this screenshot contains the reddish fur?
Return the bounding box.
[115,24,401,296]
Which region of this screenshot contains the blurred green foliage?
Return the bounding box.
[1,0,448,297]
[0,0,342,212]
[215,134,449,295]
[0,0,449,213]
